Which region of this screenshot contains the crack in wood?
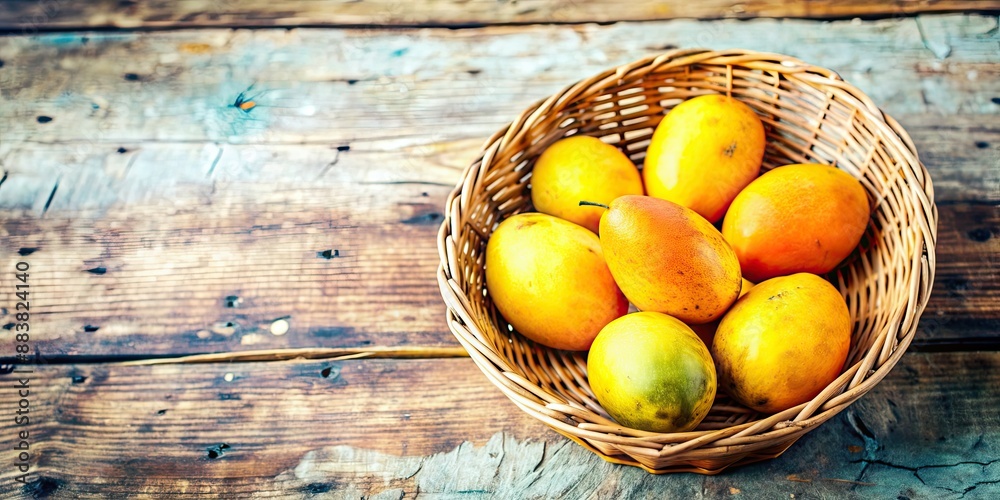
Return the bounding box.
[849,406,1000,495]
[42,180,59,214]
[851,458,1000,496]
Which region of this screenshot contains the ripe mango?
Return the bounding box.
[485,212,628,351]
[596,195,742,324]
[722,163,870,281]
[644,94,765,223]
[712,273,851,413]
[531,136,643,233]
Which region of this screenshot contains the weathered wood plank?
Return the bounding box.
[0,191,996,358]
[0,0,997,30]
[0,352,997,498]
[0,152,460,356]
[1,16,996,201]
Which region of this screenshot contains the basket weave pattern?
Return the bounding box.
[436,49,937,474]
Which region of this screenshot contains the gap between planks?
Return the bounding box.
[115,345,470,366]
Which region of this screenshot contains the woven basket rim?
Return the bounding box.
[436,48,938,474]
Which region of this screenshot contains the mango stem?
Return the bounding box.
[579,201,609,209]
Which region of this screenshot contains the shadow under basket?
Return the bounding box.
[436,49,938,474]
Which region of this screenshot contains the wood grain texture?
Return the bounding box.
[0,158,460,357]
[925,203,1000,333]
[0,0,997,30]
[0,172,995,357]
[1,16,996,201]
[0,15,997,357]
[0,8,994,498]
[0,352,997,498]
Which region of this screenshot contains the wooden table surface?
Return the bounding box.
[0,1,998,498]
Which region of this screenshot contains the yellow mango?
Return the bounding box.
[532,136,643,233]
[712,273,851,413]
[644,94,765,223]
[485,212,628,350]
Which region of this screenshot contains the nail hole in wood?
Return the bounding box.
[25,477,61,497]
[967,229,992,242]
[206,443,230,459]
[302,483,333,494]
[320,366,341,379]
[318,249,340,259]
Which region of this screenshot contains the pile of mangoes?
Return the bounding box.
[486,95,870,432]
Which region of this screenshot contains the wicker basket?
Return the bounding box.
[436,49,937,474]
